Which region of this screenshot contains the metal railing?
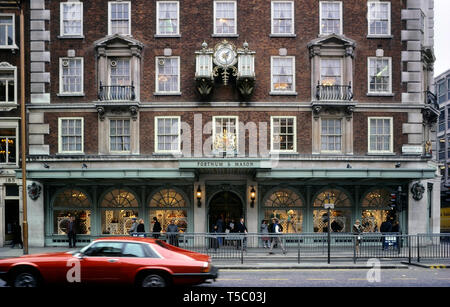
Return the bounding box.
[130,232,450,264]
[98,81,136,101]
[315,83,353,101]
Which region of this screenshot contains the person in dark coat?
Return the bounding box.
[380,219,393,250]
[151,217,162,238]
[136,219,145,233]
[210,225,219,251]
[215,215,225,246]
[235,218,248,251]
[11,222,23,249]
[269,218,286,254]
[67,216,77,248]
[166,219,179,246]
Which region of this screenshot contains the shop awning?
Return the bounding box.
[16,168,196,180]
[255,168,437,180]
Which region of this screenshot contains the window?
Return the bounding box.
[59,58,83,95]
[60,2,83,37]
[0,66,16,104]
[0,128,16,164]
[148,189,188,233]
[100,189,139,235]
[368,117,393,153]
[321,119,342,152]
[52,189,91,235]
[271,116,296,152]
[320,1,342,35]
[367,1,391,37]
[214,1,237,35]
[105,58,134,100]
[439,108,445,132]
[439,139,445,160]
[320,58,342,85]
[157,1,179,36]
[213,116,238,153]
[109,119,131,152]
[155,116,181,153]
[368,57,392,94]
[361,188,393,233]
[271,1,294,35]
[155,57,180,94]
[438,81,446,104]
[122,243,146,258]
[271,56,295,94]
[83,242,124,257]
[58,118,83,154]
[264,188,304,233]
[108,1,131,35]
[0,14,15,47]
[313,188,351,233]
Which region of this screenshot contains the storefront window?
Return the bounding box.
[313,188,351,233]
[100,189,139,235]
[148,189,188,233]
[263,189,304,233]
[361,188,395,232]
[52,189,91,235]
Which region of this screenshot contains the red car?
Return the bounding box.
[0,237,218,287]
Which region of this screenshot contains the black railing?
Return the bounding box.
[316,83,353,101]
[131,232,450,264]
[98,81,136,101]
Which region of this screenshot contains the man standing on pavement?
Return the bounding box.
[269,218,286,255]
[235,217,248,251]
[67,216,77,249]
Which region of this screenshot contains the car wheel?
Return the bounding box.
[13,271,39,287]
[140,273,167,288]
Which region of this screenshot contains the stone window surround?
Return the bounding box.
[0,119,18,167]
[98,116,140,155]
[0,13,18,49]
[312,112,353,156]
[0,62,17,108]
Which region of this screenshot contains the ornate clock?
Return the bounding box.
[213,41,237,67]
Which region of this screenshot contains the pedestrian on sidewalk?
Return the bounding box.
[260,220,270,248]
[11,222,23,249]
[216,215,225,246]
[152,216,162,239]
[352,219,364,253]
[129,218,138,235]
[235,218,248,251]
[210,224,219,251]
[269,218,286,255]
[380,218,393,250]
[167,219,179,247]
[67,216,77,248]
[136,219,145,233]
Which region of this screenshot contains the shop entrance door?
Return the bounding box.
[208,191,243,232]
[5,200,19,241]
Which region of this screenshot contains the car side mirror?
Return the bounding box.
[75,252,84,260]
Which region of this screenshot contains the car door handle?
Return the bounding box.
[107,259,119,263]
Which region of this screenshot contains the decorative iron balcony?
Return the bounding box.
[315,83,353,101]
[98,81,136,101]
[425,90,438,109]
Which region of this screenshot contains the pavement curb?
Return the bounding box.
[213,264,410,270]
[402,262,449,269]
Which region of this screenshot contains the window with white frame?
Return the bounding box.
[271,56,295,93]
[271,116,296,152]
[368,57,392,94]
[60,2,83,37]
[0,128,16,164]
[157,1,179,36]
[320,58,342,85]
[271,1,294,35]
[156,57,180,94]
[0,14,15,47]
[155,117,181,153]
[0,66,16,104]
[60,58,83,95]
[321,119,342,152]
[58,118,83,154]
[213,116,238,153]
[368,117,393,153]
[109,119,131,152]
[368,1,391,37]
[108,1,131,35]
[214,1,237,35]
[319,1,342,35]
[108,58,132,99]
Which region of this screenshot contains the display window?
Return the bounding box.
[148,189,189,233]
[360,188,395,232]
[313,188,351,233]
[52,189,91,235]
[263,188,304,233]
[100,189,139,235]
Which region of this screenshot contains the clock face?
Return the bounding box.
[214,46,237,67]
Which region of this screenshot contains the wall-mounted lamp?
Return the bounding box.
[250,186,256,208]
[196,186,202,208]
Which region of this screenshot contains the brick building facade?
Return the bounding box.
[0,0,441,247]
